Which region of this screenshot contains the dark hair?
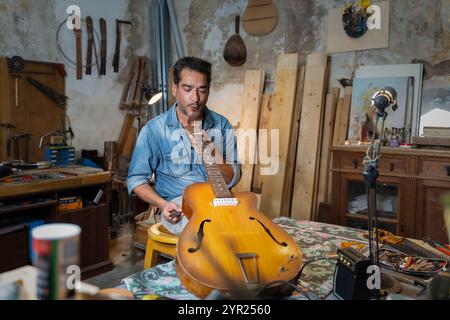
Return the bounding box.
[173,57,212,86]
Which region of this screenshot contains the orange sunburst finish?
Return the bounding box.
[175,182,302,299]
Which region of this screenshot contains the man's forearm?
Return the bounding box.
[133,184,167,209]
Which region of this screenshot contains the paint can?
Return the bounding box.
[31,223,81,300]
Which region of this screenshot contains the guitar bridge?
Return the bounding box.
[213,198,238,207]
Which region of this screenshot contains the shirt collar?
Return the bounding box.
[166,103,215,130]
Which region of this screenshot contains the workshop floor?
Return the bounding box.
[84,223,146,289]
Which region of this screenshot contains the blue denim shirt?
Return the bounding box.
[127,104,241,201]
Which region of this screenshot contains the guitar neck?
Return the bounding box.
[192,128,232,199]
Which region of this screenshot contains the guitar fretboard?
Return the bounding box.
[192,125,232,199]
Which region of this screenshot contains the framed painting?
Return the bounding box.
[349,76,410,140]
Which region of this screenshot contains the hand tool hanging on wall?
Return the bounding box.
[113,19,132,73]
[99,18,107,75]
[74,27,83,79]
[86,16,94,75]
[6,56,25,108]
[1,123,16,158]
[25,77,68,108]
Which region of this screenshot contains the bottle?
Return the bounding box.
[349,114,360,145]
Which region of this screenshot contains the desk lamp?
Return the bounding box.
[137,82,162,130]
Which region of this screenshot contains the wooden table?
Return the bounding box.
[0,166,113,279]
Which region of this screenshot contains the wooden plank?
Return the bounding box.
[332,98,344,147]
[291,52,329,221]
[133,56,148,106]
[117,114,135,155]
[316,88,340,216]
[104,141,118,172]
[412,136,450,147]
[233,70,265,192]
[251,94,271,193]
[327,88,340,205]
[280,66,306,216]
[121,127,137,157]
[340,86,353,144]
[332,86,352,146]
[0,58,13,161]
[260,53,299,219]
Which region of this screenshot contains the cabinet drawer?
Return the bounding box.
[378,156,408,175]
[340,152,365,171]
[418,158,450,179]
[339,152,408,174]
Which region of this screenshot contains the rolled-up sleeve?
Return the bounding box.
[127,125,158,194]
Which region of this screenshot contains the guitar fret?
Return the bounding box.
[191,134,232,198]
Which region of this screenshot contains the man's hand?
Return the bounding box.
[161,201,183,224]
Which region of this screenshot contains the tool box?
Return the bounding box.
[45,146,76,166]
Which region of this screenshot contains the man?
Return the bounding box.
[127,57,241,234]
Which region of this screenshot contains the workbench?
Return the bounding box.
[119,218,448,300]
[0,166,113,279]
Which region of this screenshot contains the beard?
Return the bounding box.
[177,102,203,119]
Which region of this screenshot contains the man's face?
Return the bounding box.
[172,68,209,120]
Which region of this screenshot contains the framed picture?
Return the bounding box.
[326,1,390,53]
[419,86,450,134]
[349,76,411,140]
[355,63,424,137]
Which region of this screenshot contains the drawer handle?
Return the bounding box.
[446,165,450,176]
[390,163,394,172]
[352,159,358,169]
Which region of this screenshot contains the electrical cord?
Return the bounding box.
[253,257,338,300]
[253,279,313,300]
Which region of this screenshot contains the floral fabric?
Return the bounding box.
[120,217,369,300]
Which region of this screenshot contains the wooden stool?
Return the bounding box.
[143,222,178,269]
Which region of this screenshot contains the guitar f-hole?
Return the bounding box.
[187,219,211,253]
[249,217,288,247]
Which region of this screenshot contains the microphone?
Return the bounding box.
[370,87,398,116]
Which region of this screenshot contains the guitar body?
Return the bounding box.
[175,182,302,299]
[242,0,278,36]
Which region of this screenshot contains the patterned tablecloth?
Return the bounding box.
[120,217,369,300]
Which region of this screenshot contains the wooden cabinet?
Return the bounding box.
[330,146,450,242]
[0,167,113,279]
[51,203,111,279]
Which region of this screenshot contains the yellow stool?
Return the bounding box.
[143,222,178,269]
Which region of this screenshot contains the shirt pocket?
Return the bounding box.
[161,150,191,177]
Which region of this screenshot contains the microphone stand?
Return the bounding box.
[363,109,386,266]
[363,108,400,298]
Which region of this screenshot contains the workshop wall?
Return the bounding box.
[2,0,450,158]
[172,0,450,126]
[0,0,152,157]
